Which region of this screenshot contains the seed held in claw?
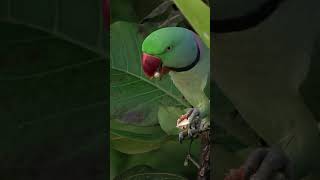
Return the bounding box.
[154,71,160,78]
[177,118,190,129]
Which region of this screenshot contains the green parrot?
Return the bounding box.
[141,27,210,142]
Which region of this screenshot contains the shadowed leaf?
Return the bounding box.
[140,0,174,24]
[114,165,187,180]
[110,119,167,154]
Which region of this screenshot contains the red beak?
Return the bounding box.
[142,53,162,77]
[142,53,170,78]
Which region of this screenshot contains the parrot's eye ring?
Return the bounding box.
[166,46,172,51]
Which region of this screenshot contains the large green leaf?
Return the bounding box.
[111,134,163,154]
[124,140,201,179]
[173,0,210,47]
[0,0,107,179]
[110,148,128,179]
[110,119,168,154]
[111,119,167,142]
[110,21,189,128]
[114,165,187,180]
[158,106,185,135]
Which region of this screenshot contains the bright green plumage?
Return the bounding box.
[143,27,199,68]
[142,27,210,123]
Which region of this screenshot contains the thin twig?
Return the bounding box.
[197,130,211,180]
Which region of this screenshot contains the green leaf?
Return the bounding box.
[110,148,128,179]
[110,119,167,154]
[0,0,107,178]
[110,21,189,127]
[114,165,187,180]
[111,135,162,154]
[158,106,186,135]
[140,1,174,24]
[110,0,165,24]
[125,140,201,179]
[111,0,138,23]
[111,119,167,142]
[173,0,210,47]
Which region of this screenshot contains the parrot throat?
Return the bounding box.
[166,43,200,72]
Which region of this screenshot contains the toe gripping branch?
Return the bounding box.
[183,129,211,180]
[177,108,211,179]
[178,108,210,143]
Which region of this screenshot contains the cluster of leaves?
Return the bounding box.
[110,0,210,179]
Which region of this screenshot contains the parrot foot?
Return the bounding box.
[178,129,200,144]
[177,108,209,143]
[176,108,200,129]
[178,131,185,143]
[177,108,200,144]
[224,147,293,180]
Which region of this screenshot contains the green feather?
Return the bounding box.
[142,27,198,69]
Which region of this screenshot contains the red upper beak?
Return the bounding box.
[142,53,161,77]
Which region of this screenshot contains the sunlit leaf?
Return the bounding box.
[173,0,210,47]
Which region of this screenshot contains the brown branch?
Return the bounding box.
[197,131,211,180]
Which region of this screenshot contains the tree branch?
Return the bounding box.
[198,131,211,180]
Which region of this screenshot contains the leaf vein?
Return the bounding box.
[114,89,161,103]
[111,67,188,107]
[111,79,141,88]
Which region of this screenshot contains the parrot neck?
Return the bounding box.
[166,43,200,72]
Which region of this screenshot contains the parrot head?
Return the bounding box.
[141,27,199,78]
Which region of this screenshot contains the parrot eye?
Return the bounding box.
[166,46,172,51]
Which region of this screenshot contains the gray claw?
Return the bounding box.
[188,128,199,138]
[179,132,184,143]
[188,129,193,138]
[178,108,203,143]
[187,108,200,125]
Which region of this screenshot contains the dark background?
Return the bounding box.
[0,0,108,179]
